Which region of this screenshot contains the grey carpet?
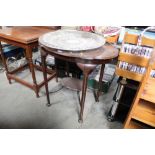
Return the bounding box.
[0,69,122,129]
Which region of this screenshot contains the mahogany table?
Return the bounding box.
[0,26,57,97]
[39,42,119,122]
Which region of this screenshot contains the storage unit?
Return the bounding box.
[124,52,155,129]
[116,32,155,82]
[108,27,155,122]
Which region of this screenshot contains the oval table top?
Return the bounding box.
[39,43,119,64]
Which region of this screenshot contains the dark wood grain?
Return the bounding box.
[0,26,55,44]
[40,44,119,64]
[0,26,57,97]
[40,40,119,122]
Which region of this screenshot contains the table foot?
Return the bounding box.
[56,77,58,82]
[96,91,100,102]
[36,93,40,98]
[93,91,100,102]
[8,79,12,84]
[46,103,52,107]
[78,118,83,124]
[6,73,12,84]
[34,85,40,98]
[95,99,99,103]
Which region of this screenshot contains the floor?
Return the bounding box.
[0,67,123,129]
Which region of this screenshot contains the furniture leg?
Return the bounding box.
[79,72,89,123]
[76,63,97,123]
[65,61,70,77]
[26,46,39,97]
[77,90,80,104]
[23,49,31,72]
[96,64,105,102]
[41,49,51,107]
[0,41,12,84]
[55,58,58,82]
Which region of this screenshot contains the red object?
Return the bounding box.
[80,26,95,32]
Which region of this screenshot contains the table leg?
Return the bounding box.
[23,49,31,73]
[96,64,105,102]
[26,46,39,97]
[65,61,70,77]
[41,50,51,107]
[79,72,88,123]
[0,41,12,84]
[77,63,97,123]
[55,58,58,82]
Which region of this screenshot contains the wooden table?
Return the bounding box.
[39,42,119,122]
[0,26,57,97]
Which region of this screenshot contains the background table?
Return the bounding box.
[0,26,57,97]
[39,43,119,122]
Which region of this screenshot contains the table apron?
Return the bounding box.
[0,37,38,49]
[40,47,112,65]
